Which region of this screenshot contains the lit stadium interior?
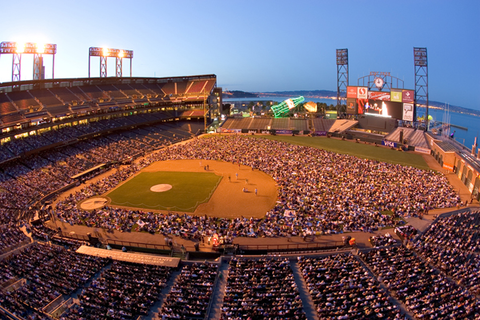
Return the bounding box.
[0,41,479,320]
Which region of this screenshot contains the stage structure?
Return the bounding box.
[414,47,428,130]
[271,96,305,118]
[0,41,57,82]
[336,49,348,107]
[88,47,133,78]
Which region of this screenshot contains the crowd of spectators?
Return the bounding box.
[63,260,171,320]
[0,223,29,254]
[360,246,480,319]
[0,111,184,163]
[30,222,59,242]
[0,120,192,217]
[298,253,405,319]
[394,225,418,241]
[221,257,306,319]
[411,209,480,296]
[53,135,459,240]
[159,261,217,319]
[0,243,109,317]
[368,233,398,247]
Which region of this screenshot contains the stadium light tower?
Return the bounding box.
[336,49,349,107]
[414,47,428,130]
[88,47,133,78]
[0,41,57,82]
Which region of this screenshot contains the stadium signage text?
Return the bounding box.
[382,140,397,148]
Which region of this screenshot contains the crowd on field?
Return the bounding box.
[53,135,459,240]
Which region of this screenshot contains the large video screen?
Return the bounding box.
[346,86,415,120]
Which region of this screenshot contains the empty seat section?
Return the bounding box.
[0,113,25,125]
[0,94,17,115]
[30,89,63,107]
[80,85,109,100]
[142,83,165,96]
[67,86,91,101]
[97,85,128,99]
[130,83,156,96]
[271,118,290,130]
[187,80,207,94]
[45,105,70,116]
[203,80,216,93]
[161,82,176,95]
[114,84,139,97]
[48,88,81,104]
[249,118,272,130]
[290,119,308,131]
[7,91,40,111]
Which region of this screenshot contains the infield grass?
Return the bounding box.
[107,171,222,212]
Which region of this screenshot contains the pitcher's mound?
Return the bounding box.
[150,184,173,192]
[80,197,108,210]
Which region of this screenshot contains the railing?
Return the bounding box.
[50,298,75,319]
[42,294,64,314]
[1,278,26,293]
[0,306,25,320]
[60,232,89,241]
[103,239,171,251]
[238,241,344,252]
[59,232,172,251]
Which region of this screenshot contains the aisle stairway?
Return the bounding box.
[206,260,230,320]
[290,260,319,320]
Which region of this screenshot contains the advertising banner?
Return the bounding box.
[391,90,402,102]
[314,131,327,136]
[276,130,293,135]
[368,91,391,101]
[402,90,414,103]
[218,128,241,133]
[347,86,357,98]
[415,147,431,154]
[403,103,414,121]
[357,87,368,99]
[346,98,357,115]
[382,140,397,148]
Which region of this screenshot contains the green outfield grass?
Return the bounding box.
[107,171,222,212]
[244,135,430,170]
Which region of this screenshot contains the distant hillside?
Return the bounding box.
[256,90,337,99]
[222,90,258,99]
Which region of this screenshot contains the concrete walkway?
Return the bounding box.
[206,260,230,320]
[148,269,182,320]
[290,260,319,320]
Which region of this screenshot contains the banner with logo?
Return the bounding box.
[347,86,357,98]
[391,90,402,102]
[382,140,397,148]
[276,130,293,135]
[368,91,391,101]
[346,98,357,115]
[218,128,241,133]
[357,87,368,99]
[403,103,414,121]
[415,147,431,154]
[402,90,414,103]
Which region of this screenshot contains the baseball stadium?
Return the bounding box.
[0,42,479,320]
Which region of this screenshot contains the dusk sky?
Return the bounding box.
[1,0,479,111]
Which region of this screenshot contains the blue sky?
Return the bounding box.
[1,0,479,110]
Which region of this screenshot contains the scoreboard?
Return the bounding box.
[346,86,415,121]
